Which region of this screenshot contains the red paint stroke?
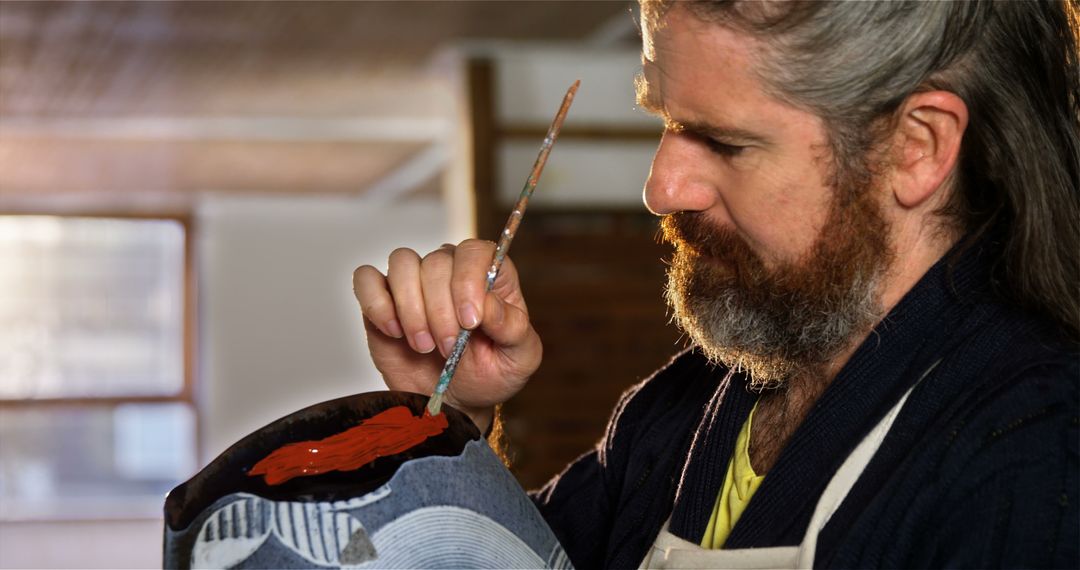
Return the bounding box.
[249,406,448,486]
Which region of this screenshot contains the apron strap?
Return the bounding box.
[639,519,799,569]
[640,359,941,570]
[795,358,939,567]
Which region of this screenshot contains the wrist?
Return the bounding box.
[466,406,495,436]
[442,394,494,434]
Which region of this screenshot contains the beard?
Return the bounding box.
[660,179,893,390]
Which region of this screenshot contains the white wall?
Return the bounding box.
[0,519,164,569]
[197,194,450,462]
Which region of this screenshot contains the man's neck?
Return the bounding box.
[748,337,861,475]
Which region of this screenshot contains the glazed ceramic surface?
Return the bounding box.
[163,391,571,569]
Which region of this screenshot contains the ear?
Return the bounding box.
[888,90,968,209]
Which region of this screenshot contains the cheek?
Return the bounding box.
[721,164,833,263]
[777,191,833,258]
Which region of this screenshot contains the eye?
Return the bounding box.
[705,139,746,157]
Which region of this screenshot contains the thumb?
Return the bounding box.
[479,291,530,347]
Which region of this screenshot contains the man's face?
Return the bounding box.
[639,6,893,385]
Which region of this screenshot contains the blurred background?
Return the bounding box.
[0,1,681,567]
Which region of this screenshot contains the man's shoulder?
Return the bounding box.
[950,340,1078,430]
[600,348,725,448]
[612,348,722,416]
[928,298,1077,469]
[956,294,1078,396]
[823,300,1077,567]
[917,321,1077,564]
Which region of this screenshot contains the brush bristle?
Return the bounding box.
[426,392,444,416]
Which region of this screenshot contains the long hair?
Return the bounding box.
[641,0,1080,341]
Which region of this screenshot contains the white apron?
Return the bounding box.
[639,361,939,570]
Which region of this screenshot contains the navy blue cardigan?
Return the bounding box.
[531,241,1078,569]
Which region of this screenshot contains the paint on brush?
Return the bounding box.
[248,406,448,486]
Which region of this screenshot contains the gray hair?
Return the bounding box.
[642,0,1080,341]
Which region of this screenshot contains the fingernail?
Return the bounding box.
[414,331,435,353]
[385,319,404,338]
[458,303,479,329]
[441,336,457,356]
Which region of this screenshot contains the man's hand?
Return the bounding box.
[353,239,542,433]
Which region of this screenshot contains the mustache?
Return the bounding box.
[659,212,760,263]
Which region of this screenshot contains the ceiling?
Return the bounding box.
[0,1,636,208]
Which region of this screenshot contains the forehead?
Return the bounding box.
[638,5,822,140]
[640,8,767,119]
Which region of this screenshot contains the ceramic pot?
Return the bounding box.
[163,391,571,569]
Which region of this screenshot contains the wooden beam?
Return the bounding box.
[0,117,449,143]
[497,124,661,141]
[468,58,499,239]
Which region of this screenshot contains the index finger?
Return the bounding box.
[449,239,497,330]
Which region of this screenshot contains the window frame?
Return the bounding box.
[0,211,200,520]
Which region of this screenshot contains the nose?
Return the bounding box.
[643,131,721,216]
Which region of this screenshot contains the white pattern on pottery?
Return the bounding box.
[191,491,388,568]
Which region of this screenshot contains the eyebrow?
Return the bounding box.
[634,72,664,116]
[635,72,770,147]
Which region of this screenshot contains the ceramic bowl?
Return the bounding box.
[163,390,571,569]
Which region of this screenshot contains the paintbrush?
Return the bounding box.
[426,80,580,417]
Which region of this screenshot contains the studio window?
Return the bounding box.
[0,215,196,519]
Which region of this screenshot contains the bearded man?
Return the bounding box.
[354,1,1079,567]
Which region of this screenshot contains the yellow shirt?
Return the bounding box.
[700,401,765,549]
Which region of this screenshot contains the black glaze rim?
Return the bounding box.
[163,390,481,532]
